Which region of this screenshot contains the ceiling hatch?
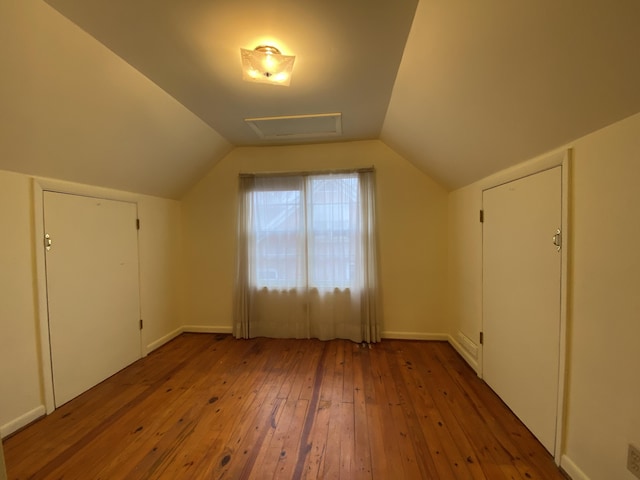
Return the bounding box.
[244,113,342,140]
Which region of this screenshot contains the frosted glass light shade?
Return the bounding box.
[241,46,295,86]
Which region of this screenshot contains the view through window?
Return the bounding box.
[250,174,359,290]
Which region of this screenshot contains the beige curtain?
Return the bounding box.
[233,170,380,343]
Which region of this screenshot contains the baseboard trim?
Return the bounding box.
[155,328,447,341]
[447,335,480,373]
[381,331,449,341]
[146,327,184,354]
[560,455,589,480]
[1,405,45,439]
[146,326,234,354]
[182,325,233,334]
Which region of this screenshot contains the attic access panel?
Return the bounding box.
[244,113,342,140]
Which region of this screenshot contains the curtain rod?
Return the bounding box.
[239,166,375,178]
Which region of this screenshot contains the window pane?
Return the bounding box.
[251,186,304,289]
[308,175,359,289]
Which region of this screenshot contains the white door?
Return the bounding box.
[482,167,562,454]
[44,192,141,407]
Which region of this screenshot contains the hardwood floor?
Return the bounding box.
[3,334,568,479]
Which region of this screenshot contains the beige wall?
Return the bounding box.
[0,170,183,437]
[447,112,640,480]
[0,171,43,437]
[447,185,483,368]
[137,197,183,351]
[562,112,640,479]
[181,140,449,337]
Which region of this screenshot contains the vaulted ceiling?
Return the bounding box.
[1,0,640,198]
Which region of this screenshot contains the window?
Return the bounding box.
[234,169,380,343]
[249,174,360,290]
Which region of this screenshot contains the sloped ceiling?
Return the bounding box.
[1,0,640,198]
[0,0,232,199]
[382,0,640,188]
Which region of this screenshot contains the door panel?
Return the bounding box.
[482,167,562,453]
[44,192,141,407]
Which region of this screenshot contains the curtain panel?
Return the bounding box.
[233,169,380,343]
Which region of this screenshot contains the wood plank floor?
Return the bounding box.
[3,334,568,479]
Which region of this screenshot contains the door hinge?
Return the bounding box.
[136,218,140,230]
[479,209,484,223]
[139,319,143,330]
[479,331,484,345]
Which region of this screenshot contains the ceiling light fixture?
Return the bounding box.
[240,45,295,86]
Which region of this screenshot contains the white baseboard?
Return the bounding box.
[455,329,479,359]
[146,325,233,354]
[381,331,449,341]
[447,335,480,373]
[560,455,589,480]
[145,327,184,354]
[157,328,443,341]
[182,325,233,334]
[379,332,480,374]
[1,405,45,439]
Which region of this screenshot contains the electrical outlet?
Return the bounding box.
[629,444,640,479]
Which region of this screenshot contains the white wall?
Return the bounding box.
[181,140,449,338]
[447,112,640,479]
[0,169,183,437]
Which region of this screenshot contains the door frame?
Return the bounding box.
[32,178,142,414]
[479,148,570,463]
